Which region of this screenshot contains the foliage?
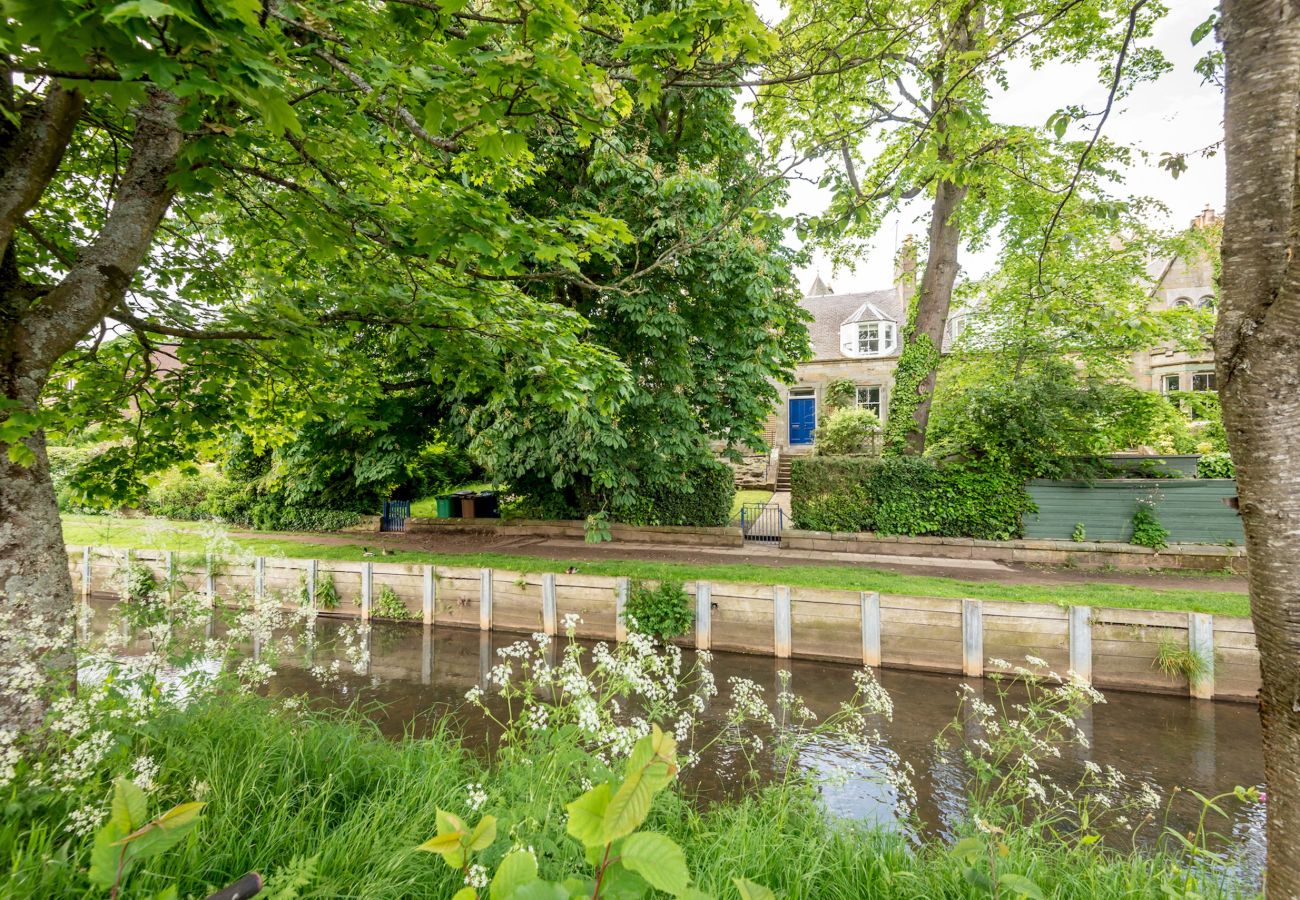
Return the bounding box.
[1153,640,1211,683]
[1071,523,1087,543]
[814,408,880,457]
[823,380,857,411]
[314,574,341,611]
[373,585,417,622]
[1130,497,1170,550]
[790,456,1031,540]
[881,333,941,456]
[9,0,785,524]
[89,778,204,898]
[624,581,694,640]
[117,560,158,605]
[1197,452,1235,480]
[929,363,1208,479]
[522,460,736,529]
[416,727,716,900]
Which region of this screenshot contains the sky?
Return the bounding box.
[745,1,1225,295]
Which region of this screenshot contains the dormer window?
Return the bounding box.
[841,320,897,357]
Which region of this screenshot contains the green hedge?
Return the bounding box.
[516,460,736,528]
[790,456,1031,540]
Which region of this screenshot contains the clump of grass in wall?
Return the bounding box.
[1154,639,1210,682]
[1071,522,1086,542]
[623,579,693,639]
[1130,497,1170,550]
[374,584,417,621]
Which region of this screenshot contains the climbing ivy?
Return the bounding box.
[882,333,941,455]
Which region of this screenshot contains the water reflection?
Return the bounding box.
[87,603,1267,887]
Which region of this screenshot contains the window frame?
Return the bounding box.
[854,321,896,357]
[855,384,883,419]
[1161,373,1181,394]
[1191,372,1217,392]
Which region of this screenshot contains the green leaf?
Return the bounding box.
[998,873,1047,900]
[565,783,611,848]
[112,778,148,832]
[733,878,776,900]
[452,889,478,900]
[620,832,689,896]
[503,882,568,900]
[89,820,129,887]
[105,0,180,22]
[950,836,985,862]
[490,849,538,899]
[468,814,497,851]
[602,772,654,844]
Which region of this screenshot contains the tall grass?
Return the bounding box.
[0,692,1254,898]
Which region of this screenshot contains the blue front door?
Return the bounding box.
[789,396,815,445]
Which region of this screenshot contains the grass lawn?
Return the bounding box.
[60,514,1250,618]
[729,489,775,522]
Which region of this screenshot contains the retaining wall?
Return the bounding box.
[780,529,1247,573]
[71,544,1260,704]
[403,517,745,547]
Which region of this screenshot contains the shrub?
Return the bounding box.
[1130,497,1169,550]
[814,408,880,456]
[790,456,1031,540]
[373,584,417,621]
[145,467,227,520]
[1196,451,1235,479]
[623,580,694,639]
[523,460,736,529]
[48,445,107,512]
[823,379,857,411]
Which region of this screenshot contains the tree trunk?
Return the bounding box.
[0,371,75,733]
[1217,1,1300,895]
[0,87,183,730]
[896,176,967,455]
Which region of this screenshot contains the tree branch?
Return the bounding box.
[0,85,84,262]
[113,306,269,341]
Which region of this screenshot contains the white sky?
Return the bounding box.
[746,1,1225,294]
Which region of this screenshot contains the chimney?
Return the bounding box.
[806,274,834,296]
[1192,205,1219,229]
[894,234,918,305]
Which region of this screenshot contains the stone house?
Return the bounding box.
[1128,206,1220,395]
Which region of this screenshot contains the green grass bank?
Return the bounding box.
[61,514,1250,617]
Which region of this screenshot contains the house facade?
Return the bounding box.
[766,209,1220,455]
[766,251,920,452]
[1128,206,1220,396]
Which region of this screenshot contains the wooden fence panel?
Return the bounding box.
[880,595,963,673]
[709,582,775,655]
[371,563,426,621]
[982,601,1070,673]
[790,587,864,663]
[1090,607,1190,695]
[1214,616,1260,702]
[433,567,482,629]
[554,574,620,640]
[492,571,545,634]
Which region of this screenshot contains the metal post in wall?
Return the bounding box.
[861,591,882,667]
[1068,606,1092,684]
[695,582,712,651]
[962,599,983,678]
[615,577,630,642]
[773,586,792,658]
[542,573,557,636]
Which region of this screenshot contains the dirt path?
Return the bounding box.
[211,525,1246,593]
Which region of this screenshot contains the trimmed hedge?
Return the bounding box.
[790,456,1031,540]
[516,460,737,528]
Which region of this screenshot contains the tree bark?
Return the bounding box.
[0,87,183,730]
[1217,1,1300,895]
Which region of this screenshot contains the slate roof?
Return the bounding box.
[800,288,903,361]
